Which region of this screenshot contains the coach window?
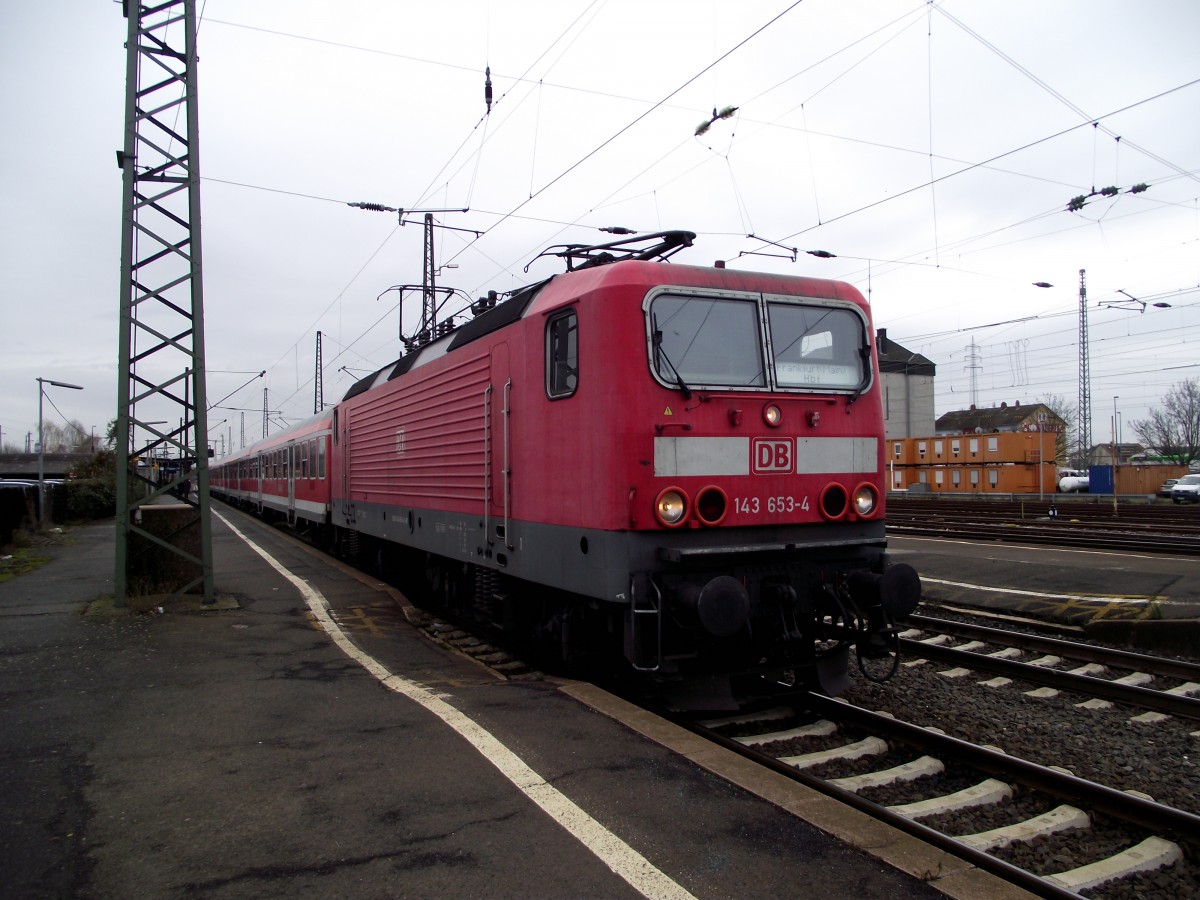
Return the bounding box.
[546,309,578,398]
[318,438,326,479]
[308,439,317,478]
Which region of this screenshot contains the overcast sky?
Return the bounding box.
[2,0,1197,455]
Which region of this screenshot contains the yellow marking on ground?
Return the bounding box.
[347,605,383,636]
[328,604,408,635]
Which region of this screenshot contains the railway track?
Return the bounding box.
[692,690,1198,898]
[899,613,1200,722]
[673,611,1200,898]
[887,496,1200,555]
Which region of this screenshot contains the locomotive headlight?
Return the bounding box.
[655,487,689,527]
[763,403,783,427]
[852,483,878,517]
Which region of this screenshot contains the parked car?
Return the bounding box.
[1057,470,1089,493]
[1159,478,1179,498]
[1172,474,1200,503]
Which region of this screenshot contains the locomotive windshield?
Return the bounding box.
[647,292,869,392]
[766,301,864,389]
[651,295,766,387]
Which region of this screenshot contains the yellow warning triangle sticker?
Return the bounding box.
[663,406,673,416]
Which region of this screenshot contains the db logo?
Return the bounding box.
[753,438,793,474]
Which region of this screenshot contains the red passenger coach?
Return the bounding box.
[325,232,919,705]
[211,411,333,532]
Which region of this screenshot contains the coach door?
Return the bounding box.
[255,453,264,510]
[486,343,513,551]
[337,407,355,526]
[286,442,296,524]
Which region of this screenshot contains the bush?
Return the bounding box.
[64,450,117,521]
[66,478,116,520]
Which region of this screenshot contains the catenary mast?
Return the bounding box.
[1077,269,1091,469]
[115,0,214,605]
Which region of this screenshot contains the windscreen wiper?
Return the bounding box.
[652,319,693,400]
[846,343,872,407]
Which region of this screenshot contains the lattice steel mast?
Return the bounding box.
[1077,268,1091,468]
[115,0,214,604]
[314,331,324,413]
[421,214,437,340]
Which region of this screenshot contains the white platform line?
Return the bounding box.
[216,511,695,900]
[921,576,1151,605]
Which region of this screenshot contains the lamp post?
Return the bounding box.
[37,377,84,527]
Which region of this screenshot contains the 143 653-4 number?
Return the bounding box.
[734,495,810,515]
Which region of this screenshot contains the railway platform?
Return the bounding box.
[888,533,1200,655]
[0,513,1028,899]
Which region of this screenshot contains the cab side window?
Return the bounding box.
[546,309,578,399]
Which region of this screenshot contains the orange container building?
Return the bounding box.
[888,431,1058,494]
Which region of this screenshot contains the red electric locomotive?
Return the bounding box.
[322,232,919,705]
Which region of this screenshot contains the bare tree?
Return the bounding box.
[39,422,68,453]
[39,420,93,453]
[1039,393,1078,465]
[1131,378,1200,467]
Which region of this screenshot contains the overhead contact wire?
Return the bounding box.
[469,1,807,244]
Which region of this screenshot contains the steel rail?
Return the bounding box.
[908,613,1200,683]
[898,638,1200,720]
[887,522,1200,555]
[891,516,1200,542]
[892,515,1192,537]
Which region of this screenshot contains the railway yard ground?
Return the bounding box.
[5,504,1200,898]
[886,501,1200,655]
